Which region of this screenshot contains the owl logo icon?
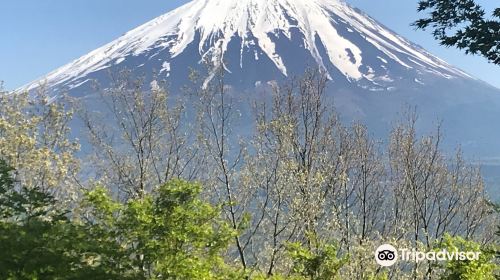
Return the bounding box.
[375,244,398,267]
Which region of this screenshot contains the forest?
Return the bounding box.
[0,69,499,279]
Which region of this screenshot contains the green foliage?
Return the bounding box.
[0,159,115,279]
[0,159,15,218]
[286,237,348,280]
[83,180,238,279]
[0,160,240,279]
[251,237,349,280]
[436,234,499,280]
[414,0,500,64]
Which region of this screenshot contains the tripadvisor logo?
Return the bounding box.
[375,244,481,267]
[375,244,398,267]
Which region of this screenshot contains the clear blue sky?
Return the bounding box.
[1,0,499,90]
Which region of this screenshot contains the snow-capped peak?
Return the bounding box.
[23,0,471,91]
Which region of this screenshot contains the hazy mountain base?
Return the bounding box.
[65,69,500,201]
[482,165,500,201]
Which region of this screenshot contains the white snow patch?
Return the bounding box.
[377,75,394,83]
[414,78,424,85]
[115,57,125,64]
[377,56,388,64]
[160,61,171,74]
[150,80,161,91]
[69,79,91,89]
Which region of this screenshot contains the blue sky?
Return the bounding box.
[1,0,498,90]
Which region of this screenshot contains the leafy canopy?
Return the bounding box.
[414,0,500,65]
[0,159,239,279]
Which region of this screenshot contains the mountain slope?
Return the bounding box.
[24,0,472,92]
[21,0,500,160]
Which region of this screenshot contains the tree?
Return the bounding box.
[414,0,500,64]
[241,69,390,276]
[0,158,241,279]
[387,111,496,278]
[241,69,348,274]
[80,72,200,199]
[194,64,251,269]
[286,236,348,280]
[81,180,239,279]
[0,86,80,204]
[0,159,119,279]
[436,234,498,280]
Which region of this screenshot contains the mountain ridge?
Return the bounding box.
[22,0,476,93]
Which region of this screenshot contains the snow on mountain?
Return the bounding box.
[23,0,471,92]
[19,0,500,160]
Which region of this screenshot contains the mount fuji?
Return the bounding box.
[21,0,500,159]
